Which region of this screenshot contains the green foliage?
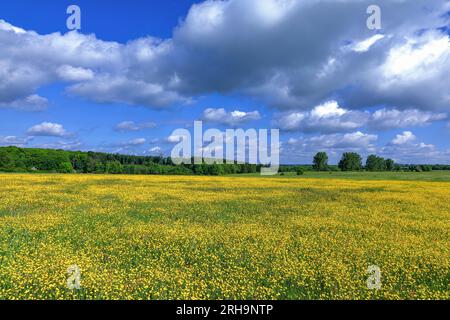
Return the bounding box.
[279,165,311,173]
[70,152,88,172]
[365,155,397,172]
[0,147,263,176]
[432,164,450,170]
[338,153,362,171]
[0,149,14,171]
[208,163,225,176]
[366,154,387,172]
[105,161,123,174]
[313,152,329,171]
[1,146,447,176]
[385,159,395,171]
[58,162,74,173]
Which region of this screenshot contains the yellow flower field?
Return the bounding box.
[0,174,448,300]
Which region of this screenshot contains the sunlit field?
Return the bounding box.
[0,173,448,300]
[234,170,450,182]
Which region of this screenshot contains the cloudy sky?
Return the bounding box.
[0,0,449,164]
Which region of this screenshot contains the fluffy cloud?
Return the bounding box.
[391,131,416,145]
[0,94,48,111]
[0,20,186,108]
[274,101,369,133]
[344,30,450,112]
[282,131,377,164]
[1,0,449,113]
[126,138,146,146]
[166,135,185,143]
[203,108,261,126]
[282,130,449,164]
[275,101,446,133]
[114,121,156,132]
[169,0,450,112]
[0,135,32,147]
[287,131,377,151]
[350,34,386,53]
[148,146,162,154]
[110,138,147,154]
[67,75,188,107]
[27,122,69,137]
[379,131,449,164]
[56,65,94,82]
[308,131,378,150]
[369,109,447,130]
[31,140,83,151]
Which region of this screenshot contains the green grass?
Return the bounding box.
[2,169,450,182]
[231,171,450,182]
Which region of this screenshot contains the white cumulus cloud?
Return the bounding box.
[391,131,416,145]
[114,121,156,132]
[0,135,32,147]
[0,94,48,111]
[27,122,69,137]
[203,108,261,126]
[1,0,448,113]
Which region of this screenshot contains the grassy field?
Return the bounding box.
[233,170,450,182]
[0,173,448,300]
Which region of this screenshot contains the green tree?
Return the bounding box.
[105,161,123,174]
[366,155,386,171]
[338,152,362,171]
[385,159,395,171]
[58,162,74,173]
[313,152,329,171]
[70,152,88,172]
[208,163,225,176]
[0,149,14,170]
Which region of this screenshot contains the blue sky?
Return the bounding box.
[0,0,449,164]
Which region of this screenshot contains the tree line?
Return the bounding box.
[0,146,260,176]
[312,152,450,172]
[0,146,448,175]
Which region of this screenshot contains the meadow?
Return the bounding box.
[0,173,448,300]
[236,170,450,182]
